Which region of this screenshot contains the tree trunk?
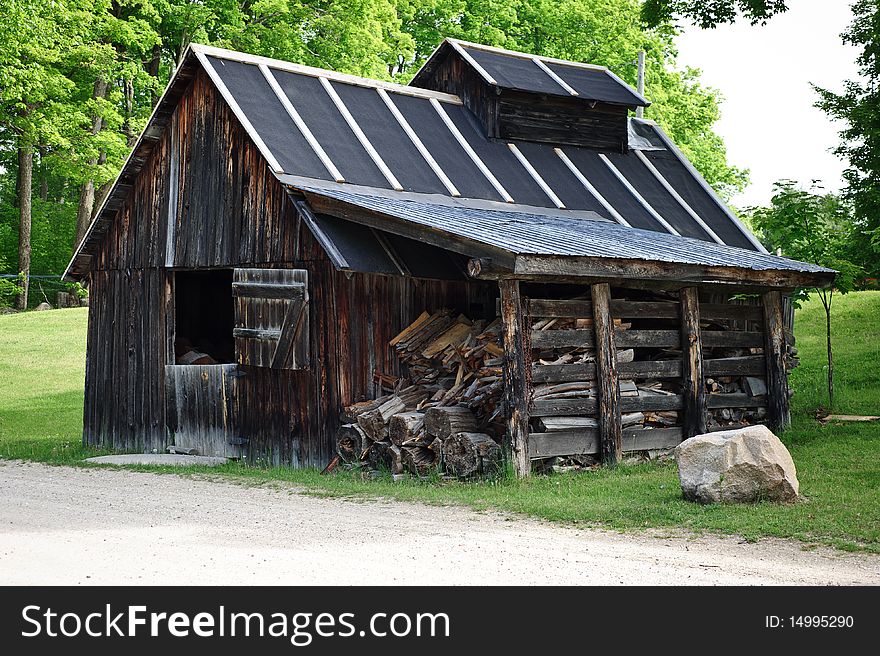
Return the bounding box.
[16,145,33,310]
[73,78,109,251]
[38,147,48,201]
[823,290,834,410]
[146,44,161,107]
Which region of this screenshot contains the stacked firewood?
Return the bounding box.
[335,402,500,479]
[705,346,769,430]
[330,310,504,479]
[388,309,505,430]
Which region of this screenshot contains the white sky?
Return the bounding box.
[675,1,862,209]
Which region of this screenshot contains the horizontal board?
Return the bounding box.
[702,331,764,348]
[231,281,305,300]
[531,358,682,383]
[531,328,680,349]
[531,329,594,348]
[700,303,762,321]
[532,362,596,383]
[531,394,683,417]
[620,359,682,378]
[622,427,683,451]
[528,427,684,459]
[521,299,761,321]
[705,356,765,376]
[233,327,281,340]
[528,299,681,319]
[616,330,680,348]
[707,394,768,408]
[527,298,592,318]
[529,430,599,458]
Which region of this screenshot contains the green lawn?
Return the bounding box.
[1,295,878,552]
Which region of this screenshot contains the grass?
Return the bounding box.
[0,295,878,552]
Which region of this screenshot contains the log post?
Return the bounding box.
[499,279,530,478]
[591,283,622,466]
[680,287,707,438]
[762,290,791,430]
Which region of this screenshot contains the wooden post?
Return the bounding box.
[762,290,791,430]
[499,279,531,478]
[680,287,707,438]
[591,283,622,466]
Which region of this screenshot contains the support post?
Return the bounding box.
[680,287,707,438]
[591,283,622,466]
[762,290,791,430]
[500,279,530,477]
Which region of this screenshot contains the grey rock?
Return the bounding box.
[675,425,799,504]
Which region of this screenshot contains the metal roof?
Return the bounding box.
[66,42,782,281]
[193,44,762,249]
[411,39,650,107]
[291,183,834,278]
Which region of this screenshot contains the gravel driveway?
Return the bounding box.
[0,460,876,585]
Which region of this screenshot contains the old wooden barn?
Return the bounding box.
[64,39,833,476]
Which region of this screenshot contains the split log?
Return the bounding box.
[388,444,404,474]
[357,395,406,441]
[389,411,425,446]
[366,440,391,470]
[424,406,477,440]
[336,424,371,463]
[442,432,501,478]
[341,395,389,423]
[401,445,437,476]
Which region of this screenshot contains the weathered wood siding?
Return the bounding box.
[82,67,495,466]
[417,49,629,151]
[83,268,169,452]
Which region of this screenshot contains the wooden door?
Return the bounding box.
[165,364,241,458]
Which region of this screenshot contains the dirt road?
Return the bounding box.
[0,460,876,585]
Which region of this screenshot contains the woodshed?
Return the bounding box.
[64,39,834,476]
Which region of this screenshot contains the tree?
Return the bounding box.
[0,0,79,307]
[641,0,787,28]
[750,181,863,411]
[815,0,880,280]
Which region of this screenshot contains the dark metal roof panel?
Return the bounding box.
[545,61,646,106]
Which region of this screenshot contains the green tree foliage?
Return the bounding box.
[750,181,863,410]
[816,0,880,280]
[641,0,787,28]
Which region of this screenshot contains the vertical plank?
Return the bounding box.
[591,283,622,466]
[499,279,530,478]
[762,290,791,430]
[680,286,707,438]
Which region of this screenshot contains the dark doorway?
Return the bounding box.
[174,269,235,364]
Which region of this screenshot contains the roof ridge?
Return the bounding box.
[189,43,463,105]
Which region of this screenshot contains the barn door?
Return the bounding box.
[232,268,310,369]
[165,364,241,458]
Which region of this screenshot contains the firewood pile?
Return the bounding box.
[331,310,504,479]
[705,345,769,431]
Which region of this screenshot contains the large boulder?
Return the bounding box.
[674,425,799,504]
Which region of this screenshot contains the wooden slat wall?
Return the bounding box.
[82,68,497,467]
[83,268,168,453]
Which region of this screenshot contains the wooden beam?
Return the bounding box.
[762,290,791,430]
[680,287,707,439]
[591,283,622,466]
[500,280,531,477]
[510,255,835,290]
